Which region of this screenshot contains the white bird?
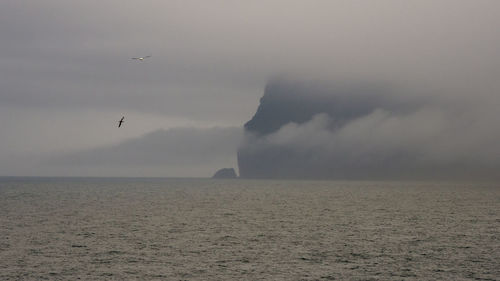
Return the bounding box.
[131,55,151,61]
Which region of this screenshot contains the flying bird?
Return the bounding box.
[131,55,151,61]
[118,116,124,128]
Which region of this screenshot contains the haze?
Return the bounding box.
[1,1,499,177]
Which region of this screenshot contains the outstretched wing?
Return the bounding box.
[118,117,124,127]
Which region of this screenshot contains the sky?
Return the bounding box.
[1,1,499,177]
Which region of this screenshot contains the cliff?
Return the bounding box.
[237,79,417,179]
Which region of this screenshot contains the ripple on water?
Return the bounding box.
[0,179,498,280]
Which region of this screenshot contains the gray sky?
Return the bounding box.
[1,1,500,177]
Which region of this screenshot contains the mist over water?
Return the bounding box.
[2,1,500,178]
[1,178,498,280]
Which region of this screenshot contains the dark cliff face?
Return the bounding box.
[243,79,411,136]
[237,79,421,179]
[238,79,500,180]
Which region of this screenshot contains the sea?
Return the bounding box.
[0,177,498,280]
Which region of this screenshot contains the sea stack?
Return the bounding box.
[212,168,237,179]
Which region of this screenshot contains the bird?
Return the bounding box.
[131,55,151,61]
[118,116,124,128]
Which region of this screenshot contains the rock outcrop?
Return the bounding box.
[212,168,237,179]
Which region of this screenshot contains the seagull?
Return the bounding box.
[131,55,151,61]
[118,116,124,128]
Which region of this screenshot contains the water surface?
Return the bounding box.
[0,178,498,280]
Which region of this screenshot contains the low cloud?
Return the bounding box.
[48,126,242,177]
[238,80,500,180]
[2,1,500,177]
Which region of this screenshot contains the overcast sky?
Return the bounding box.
[1,1,499,177]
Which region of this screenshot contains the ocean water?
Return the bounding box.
[0,178,498,280]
